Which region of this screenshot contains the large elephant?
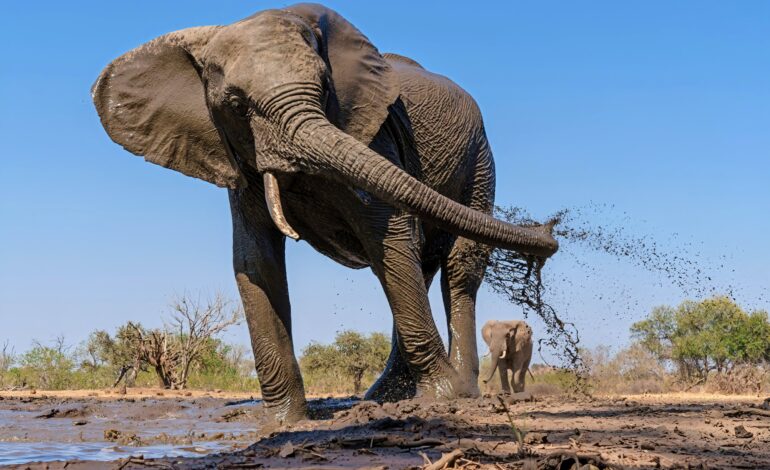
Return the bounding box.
[92,3,558,423]
[481,320,534,394]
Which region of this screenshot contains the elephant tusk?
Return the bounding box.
[499,350,506,359]
[263,172,300,240]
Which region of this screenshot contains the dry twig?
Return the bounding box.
[423,448,464,470]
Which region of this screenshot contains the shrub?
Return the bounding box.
[584,343,667,394]
[706,363,769,395]
[300,330,389,395]
[17,337,74,390]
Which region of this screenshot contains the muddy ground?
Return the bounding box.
[2,390,769,469]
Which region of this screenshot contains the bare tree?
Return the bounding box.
[0,340,14,388]
[105,293,242,390]
[0,340,13,373]
[166,292,242,389]
[128,325,179,388]
[115,293,242,389]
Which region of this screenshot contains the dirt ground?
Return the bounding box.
[2,389,769,469]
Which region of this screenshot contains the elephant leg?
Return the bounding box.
[512,367,527,393]
[440,236,489,397]
[364,324,416,402]
[498,364,512,395]
[366,214,465,399]
[364,259,440,402]
[513,351,531,393]
[230,191,306,423]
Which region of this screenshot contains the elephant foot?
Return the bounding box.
[502,391,534,404]
[414,366,479,401]
[261,395,308,426]
[364,364,416,403]
[453,366,481,398]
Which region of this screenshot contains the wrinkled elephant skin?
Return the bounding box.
[92,3,557,423]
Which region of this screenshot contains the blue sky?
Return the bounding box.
[1,1,768,359]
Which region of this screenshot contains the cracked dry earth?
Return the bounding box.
[3,393,770,469]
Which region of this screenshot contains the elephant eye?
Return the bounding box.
[229,95,243,111]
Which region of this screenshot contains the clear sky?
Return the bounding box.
[1,1,768,360]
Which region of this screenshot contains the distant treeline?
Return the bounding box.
[0,292,391,394]
[2,295,768,395]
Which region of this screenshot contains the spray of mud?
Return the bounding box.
[482,203,756,394]
[481,207,589,393]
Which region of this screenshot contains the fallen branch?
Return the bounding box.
[116,457,175,470]
[423,448,464,470]
[335,435,445,449]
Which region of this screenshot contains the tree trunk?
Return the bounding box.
[353,370,363,395]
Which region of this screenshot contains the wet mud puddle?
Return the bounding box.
[0,395,264,465]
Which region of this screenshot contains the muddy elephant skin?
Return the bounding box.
[92,3,558,423]
[481,320,534,393]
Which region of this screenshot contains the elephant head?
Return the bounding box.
[92,3,558,256]
[481,320,521,383]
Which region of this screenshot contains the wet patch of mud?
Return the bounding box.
[9,394,769,469]
[0,394,262,465]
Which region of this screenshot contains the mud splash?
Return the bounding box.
[483,204,751,388]
[482,207,588,391]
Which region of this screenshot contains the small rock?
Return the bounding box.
[734,425,753,439]
[279,441,296,458]
[641,442,655,451]
[35,409,58,419]
[761,397,770,411]
[179,446,209,454]
[73,420,88,426]
[524,432,548,444]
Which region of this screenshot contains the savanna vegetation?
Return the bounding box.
[481,296,770,396]
[2,296,768,396]
[300,330,390,395]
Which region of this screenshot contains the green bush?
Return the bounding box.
[16,340,75,390]
[300,330,389,395]
[631,297,770,382]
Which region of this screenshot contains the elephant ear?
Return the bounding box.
[92,26,243,189]
[285,3,400,144]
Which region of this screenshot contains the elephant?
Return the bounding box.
[92,3,558,423]
[481,320,533,394]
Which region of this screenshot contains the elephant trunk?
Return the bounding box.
[483,346,503,383]
[292,119,559,257]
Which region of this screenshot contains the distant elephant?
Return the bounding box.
[481,320,533,393]
[92,3,557,423]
